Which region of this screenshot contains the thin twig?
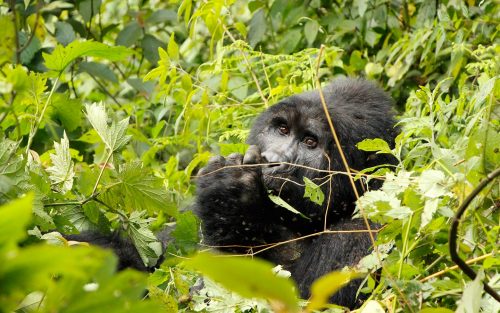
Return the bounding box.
[420,253,493,283]
[223,25,268,107]
[449,167,500,301]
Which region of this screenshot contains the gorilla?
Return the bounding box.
[194,77,397,308]
[63,78,397,309]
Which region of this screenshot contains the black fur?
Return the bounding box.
[194,78,397,308]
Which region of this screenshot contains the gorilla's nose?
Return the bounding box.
[261,151,286,169]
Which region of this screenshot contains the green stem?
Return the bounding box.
[25,77,60,155]
[92,150,113,195]
[398,213,413,279]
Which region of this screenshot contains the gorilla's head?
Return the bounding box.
[247,78,397,224]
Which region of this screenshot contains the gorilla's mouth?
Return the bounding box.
[262,167,298,192]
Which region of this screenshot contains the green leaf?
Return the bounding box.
[85,102,131,152]
[78,61,118,83]
[0,15,15,66]
[248,9,267,48]
[51,94,83,131]
[46,132,75,194]
[304,20,319,46]
[417,170,449,199]
[43,41,132,73]
[167,33,179,61]
[268,193,310,220]
[456,271,484,313]
[116,22,143,47]
[55,21,76,46]
[142,35,164,65]
[356,138,392,154]
[116,162,176,215]
[0,194,33,248]
[307,270,360,311]
[128,219,163,268]
[77,0,102,23]
[147,9,177,24]
[171,211,199,254]
[184,252,298,311]
[303,177,325,205]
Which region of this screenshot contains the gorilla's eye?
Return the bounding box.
[278,124,290,135]
[303,137,318,148]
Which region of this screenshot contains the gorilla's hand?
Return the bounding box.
[195,145,272,247]
[197,145,264,201]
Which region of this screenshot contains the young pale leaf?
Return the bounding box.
[184,252,299,312]
[356,138,392,154]
[307,270,361,311]
[303,177,325,205]
[268,193,310,220]
[85,103,131,152]
[360,300,386,313]
[46,132,75,193]
[456,271,484,313]
[417,170,450,199]
[43,41,132,73]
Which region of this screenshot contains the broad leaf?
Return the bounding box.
[0,194,33,248]
[85,103,131,152]
[184,252,299,312]
[356,138,392,154]
[116,162,176,215]
[307,270,360,311]
[43,41,132,73]
[303,177,325,205]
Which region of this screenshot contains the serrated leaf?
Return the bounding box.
[417,170,449,199]
[268,193,310,220]
[172,211,199,254]
[307,270,360,311]
[46,132,75,193]
[43,41,132,73]
[117,162,176,215]
[85,102,131,152]
[356,138,392,154]
[184,252,298,312]
[128,222,163,268]
[303,177,325,205]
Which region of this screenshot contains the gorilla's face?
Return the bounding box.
[248,95,331,195]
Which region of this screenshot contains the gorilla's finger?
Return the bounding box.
[243,145,262,164]
[207,155,226,166]
[198,155,226,176]
[226,153,243,166]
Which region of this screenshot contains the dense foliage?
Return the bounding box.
[0,0,498,312]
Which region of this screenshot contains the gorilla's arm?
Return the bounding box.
[194,146,278,250]
[64,232,150,271]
